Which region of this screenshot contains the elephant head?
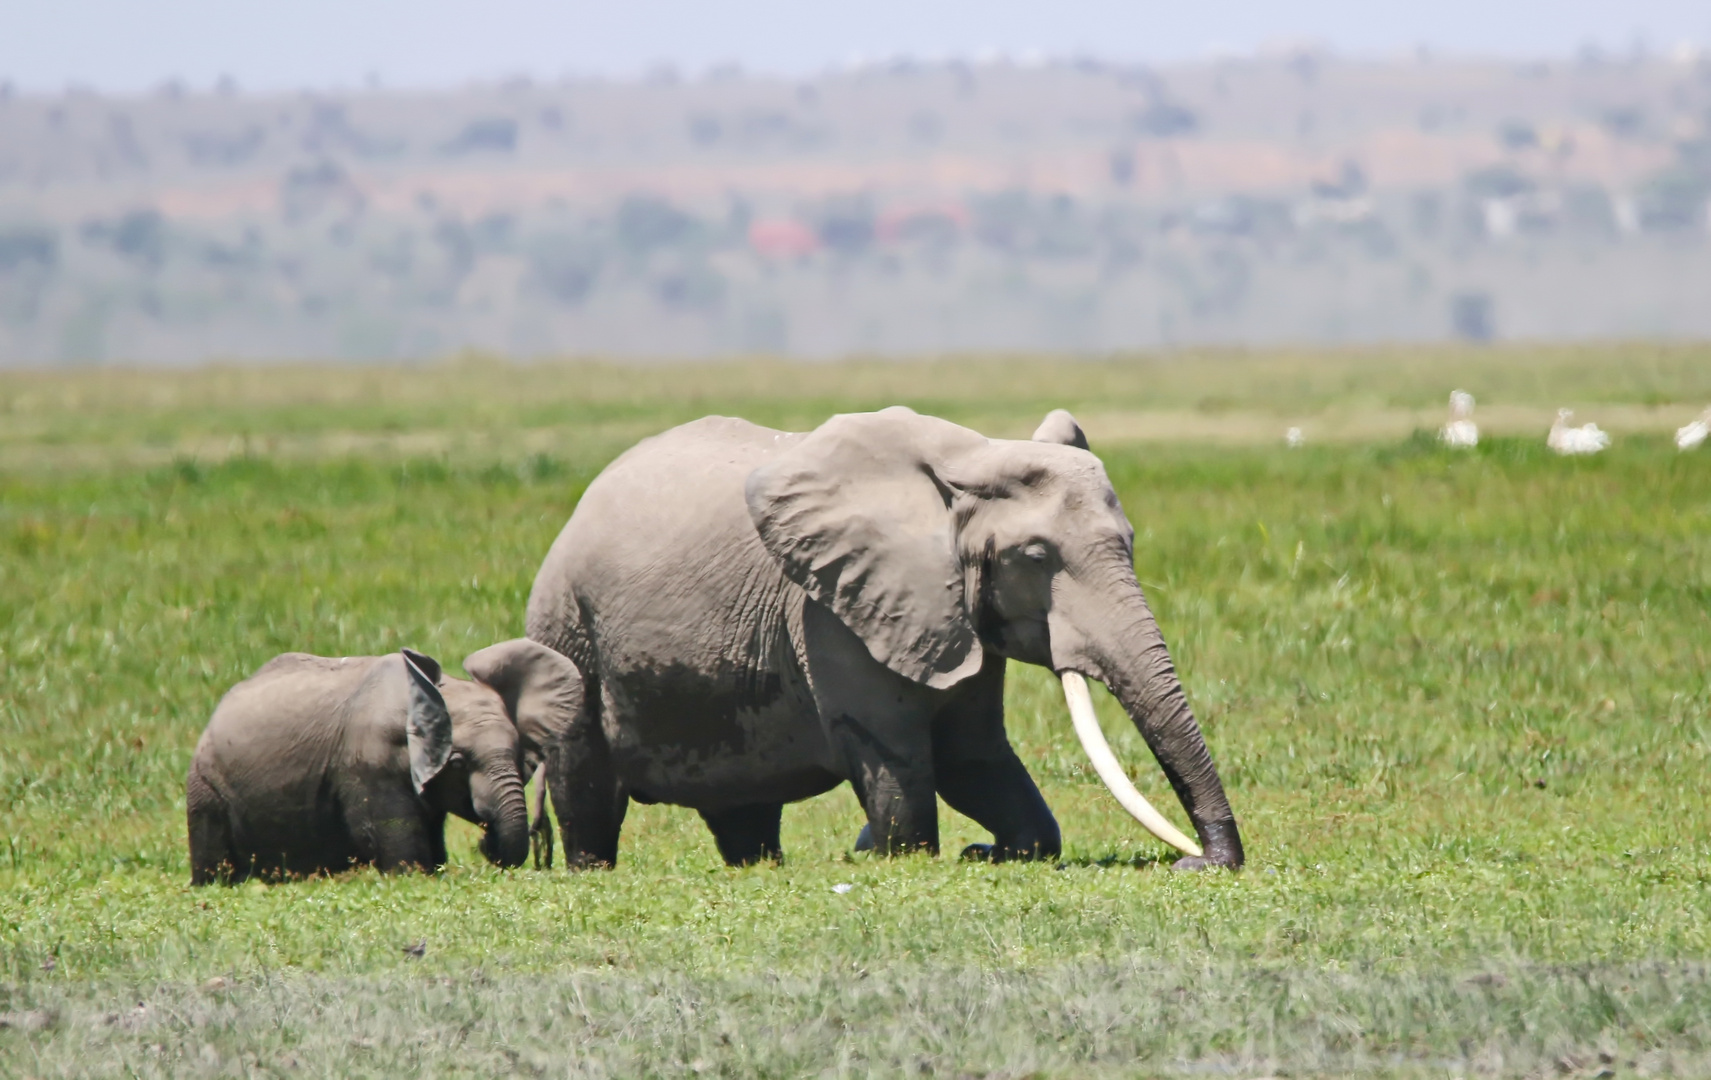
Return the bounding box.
[746,407,1242,869]
[403,649,532,868]
[461,638,585,870]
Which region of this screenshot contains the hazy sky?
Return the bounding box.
[4,0,1709,93]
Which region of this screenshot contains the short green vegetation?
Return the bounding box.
[2,348,1709,1077]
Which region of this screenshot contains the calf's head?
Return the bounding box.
[402,641,583,869]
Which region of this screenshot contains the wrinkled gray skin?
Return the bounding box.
[526,408,1243,870]
[187,640,581,884]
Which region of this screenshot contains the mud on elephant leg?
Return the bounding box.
[832,709,941,857]
[186,763,238,885]
[803,599,941,856]
[698,803,784,866]
[930,656,1061,863]
[843,745,939,856]
[548,750,627,869]
[852,656,1060,862]
[367,789,449,873]
[936,753,1060,862]
[546,708,629,869]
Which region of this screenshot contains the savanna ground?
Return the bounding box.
[1,345,1709,1078]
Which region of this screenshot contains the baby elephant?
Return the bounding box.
[187,640,580,884]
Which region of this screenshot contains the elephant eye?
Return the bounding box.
[1022,541,1049,563]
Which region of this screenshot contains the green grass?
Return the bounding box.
[2,350,1710,1076]
[5,343,1711,471]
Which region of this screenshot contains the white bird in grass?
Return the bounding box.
[1441,390,1478,448]
[1547,409,1610,455]
[1676,407,1711,451]
[1285,427,1304,448]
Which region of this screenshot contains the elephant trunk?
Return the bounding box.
[1061,671,1201,856]
[477,764,531,869]
[1057,571,1244,869]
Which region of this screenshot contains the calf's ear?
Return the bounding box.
[462,638,584,762]
[401,650,453,793]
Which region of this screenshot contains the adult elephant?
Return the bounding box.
[525,407,1243,870]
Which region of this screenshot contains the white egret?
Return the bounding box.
[1441,390,1478,448]
[1675,407,1710,451]
[1547,409,1610,455]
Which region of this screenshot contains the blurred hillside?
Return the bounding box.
[2,48,1710,364]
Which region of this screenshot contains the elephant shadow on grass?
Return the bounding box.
[852,821,1177,871]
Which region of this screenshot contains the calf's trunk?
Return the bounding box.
[478,767,532,869]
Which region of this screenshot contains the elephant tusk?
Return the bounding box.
[1061,671,1203,858]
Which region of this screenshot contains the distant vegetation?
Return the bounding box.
[0,52,1709,363]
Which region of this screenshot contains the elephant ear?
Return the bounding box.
[462,638,584,766]
[745,407,987,689]
[1032,409,1090,450]
[401,649,454,795]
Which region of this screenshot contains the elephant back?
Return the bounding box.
[209,653,380,731]
[525,417,803,660]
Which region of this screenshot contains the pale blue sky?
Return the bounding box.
[3,0,1708,93]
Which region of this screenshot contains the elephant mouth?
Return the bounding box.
[1058,671,1202,857]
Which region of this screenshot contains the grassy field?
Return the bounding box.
[2,346,1710,1077]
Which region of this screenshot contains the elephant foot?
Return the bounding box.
[530,816,554,871]
[700,803,783,867]
[1169,854,1232,871]
[850,821,937,857]
[1169,819,1244,871]
[959,841,1060,863]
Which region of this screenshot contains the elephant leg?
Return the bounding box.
[931,655,1061,862]
[186,765,237,885]
[547,685,628,869]
[698,803,784,866]
[841,739,937,856]
[802,599,940,856]
[550,769,627,869]
[368,805,445,874]
[529,763,554,870]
